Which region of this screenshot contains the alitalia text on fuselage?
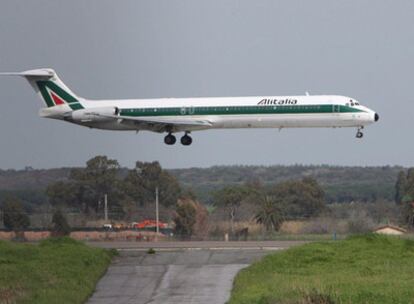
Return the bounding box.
[0,69,379,145]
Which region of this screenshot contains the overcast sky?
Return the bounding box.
[0,1,413,169]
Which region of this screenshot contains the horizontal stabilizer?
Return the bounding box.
[0,68,55,78]
[0,68,82,109]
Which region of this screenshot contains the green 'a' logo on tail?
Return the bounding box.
[36,81,84,110]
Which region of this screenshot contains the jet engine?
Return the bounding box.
[68,107,119,122]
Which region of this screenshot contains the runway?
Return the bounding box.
[87,240,307,250]
[87,241,304,304]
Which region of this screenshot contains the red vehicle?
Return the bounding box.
[133,220,168,229]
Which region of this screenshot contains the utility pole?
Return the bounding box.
[155,187,159,235]
[104,194,108,222]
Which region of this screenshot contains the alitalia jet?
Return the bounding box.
[1,68,379,145]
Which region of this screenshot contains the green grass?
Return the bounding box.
[229,234,414,304]
[0,237,116,304]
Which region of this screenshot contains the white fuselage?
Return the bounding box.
[42,95,377,133]
[1,68,379,145]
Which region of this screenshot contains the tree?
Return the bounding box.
[394,169,414,227]
[122,161,181,207]
[75,156,121,213]
[192,200,209,239]
[46,181,77,207]
[174,199,197,238]
[47,156,122,215]
[51,209,71,236]
[268,177,325,219]
[255,195,284,232]
[213,186,251,232]
[395,171,408,204]
[2,197,30,231]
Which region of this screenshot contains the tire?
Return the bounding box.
[164,134,176,145]
[181,135,192,146]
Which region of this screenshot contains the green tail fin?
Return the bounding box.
[0,68,84,110]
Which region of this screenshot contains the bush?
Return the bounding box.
[51,209,71,237]
[174,199,197,238]
[2,197,30,231]
[346,210,375,233]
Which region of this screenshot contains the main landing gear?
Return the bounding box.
[181,133,192,146]
[164,133,176,145]
[356,126,364,139]
[164,132,192,146]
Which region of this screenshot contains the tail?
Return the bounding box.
[0,68,84,110]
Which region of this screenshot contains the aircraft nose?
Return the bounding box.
[374,113,379,122]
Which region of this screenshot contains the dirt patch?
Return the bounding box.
[0,230,165,242]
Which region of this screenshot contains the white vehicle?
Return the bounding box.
[1,68,379,145]
[102,224,112,230]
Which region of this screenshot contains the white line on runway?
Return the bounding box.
[116,247,285,252]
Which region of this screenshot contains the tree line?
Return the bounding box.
[1,156,329,236]
[46,156,181,216]
[213,177,326,232]
[5,156,414,237]
[0,164,402,208]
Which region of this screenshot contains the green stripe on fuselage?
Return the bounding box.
[68,103,84,110]
[119,104,364,117]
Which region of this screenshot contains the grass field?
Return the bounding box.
[0,237,116,304]
[229,234,414,304]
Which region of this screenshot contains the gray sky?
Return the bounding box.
[0,0,413,169]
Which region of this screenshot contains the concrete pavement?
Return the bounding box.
[87,242,304,304]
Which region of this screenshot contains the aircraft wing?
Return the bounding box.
[92,113,213,132]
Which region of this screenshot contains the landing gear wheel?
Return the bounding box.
[164,134,176,145]
[181,134,192,146]
[356,126,364,139]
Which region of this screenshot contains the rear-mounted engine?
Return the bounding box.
[67,107,119,122]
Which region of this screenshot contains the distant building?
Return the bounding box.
[373,224,407,235]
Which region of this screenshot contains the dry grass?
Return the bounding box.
[208,220,262,238]
[279,221,306,234]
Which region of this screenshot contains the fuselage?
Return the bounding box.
[2,68,379,145]
[41,95,378,132]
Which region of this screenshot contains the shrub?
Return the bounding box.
[51,209,71,237]
[2,197,30,232]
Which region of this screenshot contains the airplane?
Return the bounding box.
[0,68,379,145]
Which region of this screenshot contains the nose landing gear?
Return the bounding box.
[356,126,364,139]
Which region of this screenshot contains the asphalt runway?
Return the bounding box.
[87,241,304,304]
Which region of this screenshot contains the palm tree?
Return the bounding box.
[254,195,284,232]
